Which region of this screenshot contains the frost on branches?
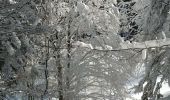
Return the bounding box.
[1,0,170,100]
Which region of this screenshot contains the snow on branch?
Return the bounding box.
[119,39,170,50]
[37,39,170,52]
[73,39,170,52]
[93,38,170,51]
[72,41,93,49]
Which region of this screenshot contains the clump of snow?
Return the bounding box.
[160,81,170,98]
[142,49,147,60]
[94,46,103,50]
[9,0,17,4]
[162,31,166,41]
[105,45,113,50]
[11,32,21,49]
[5,41,15,56]
[73,41,93,49]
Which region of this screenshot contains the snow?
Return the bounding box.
[9,0,17,4]
[11,32,21,49]
[52,98,57,100]
[105,45,113,50]
[113,0,117,4]
[160,81,170,98]
[73,41,93,49]
[142,49,147,60]
[125,63,145,100]
[94,46,103,50]
[126,75,170,100]
[162,31,166,40]
[120,38,170,50]
[6,41,15,55]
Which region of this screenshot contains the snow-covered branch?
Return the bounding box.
[72,38,170,52]
[93,38,170,51]
[119,38,170,49]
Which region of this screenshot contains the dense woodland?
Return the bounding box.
[0,0,170,100]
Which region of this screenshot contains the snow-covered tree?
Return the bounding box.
[0,0,50,99]
[132,0,170,100]
[36,0,135,100]
[4,0,170,100]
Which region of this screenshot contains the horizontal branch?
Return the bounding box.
[120,38,169,49]
[92,38,170,52]
[61,38,170,52]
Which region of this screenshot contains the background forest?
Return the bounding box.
[0,0,170,100]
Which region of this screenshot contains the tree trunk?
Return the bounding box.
[66,18,72,100]
[57,53,63,100]
[42,36,49,99]
[56,32,63,100]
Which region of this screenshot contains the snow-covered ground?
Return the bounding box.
[160,81,170,99]
[126,68,170,100]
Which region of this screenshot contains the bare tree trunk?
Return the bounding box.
[57,53,63,100]
[42,36,49,99]
[66,19,72,100]
[55,32,64,100]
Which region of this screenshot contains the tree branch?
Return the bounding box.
[92,38,170,52]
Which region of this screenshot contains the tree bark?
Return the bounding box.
[55,32,63,100]
[66,18,72,100]
[42,36,49,99]
[57,53,63,100]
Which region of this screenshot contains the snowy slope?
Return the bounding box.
[126,71,170,100]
